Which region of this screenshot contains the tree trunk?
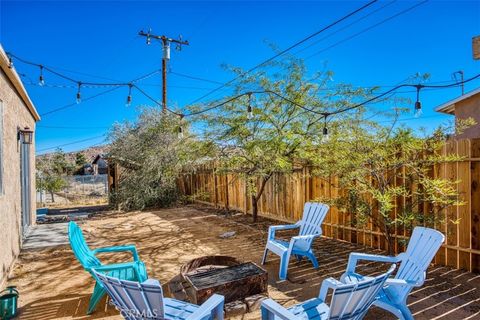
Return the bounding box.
[252,195,258,222]
[50,191,55,203]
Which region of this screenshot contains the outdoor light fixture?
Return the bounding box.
[126,84,133,107]
[322,117,330,142]
[178,114,184,138]
[18,127,34,145]
[247,93,253,119]
[414,85,423,118]
[76,82,82,104]
[38,65,45,86]
[7,55,13,68]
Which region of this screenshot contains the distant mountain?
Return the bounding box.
[37,145,110,164]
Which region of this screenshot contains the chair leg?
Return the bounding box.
[279,252,291,280]
[262,247,269,265]
[306,251,319,268]
[87,282,106,314]
[397,303,414,320]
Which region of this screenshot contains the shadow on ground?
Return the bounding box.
[7,206,480,319]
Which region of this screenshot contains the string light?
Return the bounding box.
[76,82,82,104]
[126,84,133,107]
[178,114,184,138]
[39,65,45,86]
[414,85,423,118]
[247,92,253,119]
[322,116,330,142]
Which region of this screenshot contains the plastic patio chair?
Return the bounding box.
[340,226,445,320]
[68,221,148,314]
[262,202,329,280]
[261,264,396,319]
[92,269,225,320]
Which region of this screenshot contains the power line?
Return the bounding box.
[40,87,121,117]
[37,125,110,130]
[293,0,398,57]
[170,70,224,85]
[185,0,379,106]
[305,0,429,61]
[36,135,106,153]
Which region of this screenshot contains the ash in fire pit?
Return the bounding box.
[168,255,268,316]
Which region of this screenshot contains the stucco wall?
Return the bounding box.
[0,68,36,288]
[455,94,480,139]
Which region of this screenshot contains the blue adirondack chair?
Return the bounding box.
[262,202,329,280]
[261,264,396,319]
[340,227,445,320]
[68,221,148,314]
[92,269,225,320]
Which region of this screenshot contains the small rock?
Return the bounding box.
[245,294,268,312]
[224,300,247,317]
[219,231,236,239]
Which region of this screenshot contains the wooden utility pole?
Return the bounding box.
[138,30,189,112]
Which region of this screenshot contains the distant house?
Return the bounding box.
[0,44,40,287]
[92,154,108,175]
[436,87,480,139]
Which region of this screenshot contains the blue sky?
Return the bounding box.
[1,1,479,154]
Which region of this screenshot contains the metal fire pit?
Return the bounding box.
[180,256,268,304]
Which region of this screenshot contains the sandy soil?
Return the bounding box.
[6,205,480,320]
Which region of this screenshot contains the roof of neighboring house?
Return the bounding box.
[0,44,40,121]
[435,87,480,115]
[92,154,108,165]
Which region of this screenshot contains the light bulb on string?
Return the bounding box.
[76,82,82,104]
[322,116,330,142]
[126,84,133,107]
[178,114,184,138]
[414,85,423,118]
[247,93,253,119]
[38,65,45,86]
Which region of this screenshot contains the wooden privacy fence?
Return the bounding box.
[178,138,480,273]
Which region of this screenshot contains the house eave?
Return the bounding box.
[435,87,480,115]
[0,44,41,122]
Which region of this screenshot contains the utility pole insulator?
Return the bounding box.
[138,30,189,112]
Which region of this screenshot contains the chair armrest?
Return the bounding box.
[268,223,300,240]
[186,294,224,320]
[318,277,343,300]
[345,252,403,274]
[92,245,140,262]
[386,277,423,287]
[91,261,144,280]
[142,278,161,286]
[261,299,301,320]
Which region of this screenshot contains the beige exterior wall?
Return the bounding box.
[454,94,480,139]
[0,68,37,288]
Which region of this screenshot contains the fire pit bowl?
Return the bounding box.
[179,255,268,305]
[180,255,243,277]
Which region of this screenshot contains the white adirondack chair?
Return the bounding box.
[92,269,224,320]
[262,202,329,280]
[340,227,445,320]
[261,264,396,319]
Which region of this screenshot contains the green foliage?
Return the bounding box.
[75,152,87,167]
[310,121,462,254]
[36,149,70,202]
[194,56,377,221]
[107,107,212,210]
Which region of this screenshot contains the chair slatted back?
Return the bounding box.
[328,265,395,320]
[393,227,445,298]
[68,221,101,269]
[93,270,164,320]
[299,202,329,237]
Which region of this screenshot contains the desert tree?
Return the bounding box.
[193,56,375,222]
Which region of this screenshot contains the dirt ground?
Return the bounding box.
[7,205,480,320]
